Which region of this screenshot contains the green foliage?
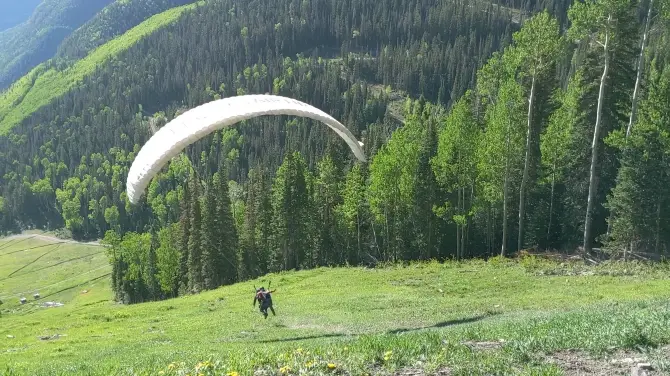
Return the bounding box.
[432,92,480,214]
[270,151,311,271]
[511,10,565,79]
[477,78,527,205]
[603,63,670,254]
[56,0,198,61]
[187,172,203,293]
[155,222,181,296]
[213,170,239,285]
[541,70,587,182]
[567,0,636,43]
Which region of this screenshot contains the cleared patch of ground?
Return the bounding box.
[542,346,670,376]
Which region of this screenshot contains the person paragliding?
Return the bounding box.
[253,286,276,319]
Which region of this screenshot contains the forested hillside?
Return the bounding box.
[55,0,198,62]
[0,0,112,90]
[0,0,198,91]
[0,0,668,305]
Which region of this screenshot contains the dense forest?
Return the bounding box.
[54,0,196,62]
[0,0,668,304]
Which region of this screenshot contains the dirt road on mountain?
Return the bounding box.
[1,233,102,246]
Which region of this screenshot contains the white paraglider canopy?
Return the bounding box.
[126,94,366,205]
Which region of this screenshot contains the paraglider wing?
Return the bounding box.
[126,95,366,205]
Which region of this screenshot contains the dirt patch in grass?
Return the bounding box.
[392,367,452,375]
[543,346,670,376]
[461,339,505,351]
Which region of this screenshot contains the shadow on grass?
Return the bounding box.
[258,333,348,343]
[257,313,501,343]
[387,313,500,334]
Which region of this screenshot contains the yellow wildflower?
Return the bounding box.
[280,365,292,374]
[327,363,337,369]
[305,361,314,368]
[227,372,240,376]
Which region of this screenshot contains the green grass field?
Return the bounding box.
[1,234,670,375]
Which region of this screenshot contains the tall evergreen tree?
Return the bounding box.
[270,151,310,271]
[177,182,191,294]
[336,162,369,265]
[313,155,343,265]
[200,176,219,290]
[213,170,239,285]
[605,62,670,256]
[187,173,203,293]
[540,70,587,248]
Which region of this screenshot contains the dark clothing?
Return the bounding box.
[253,289,276,318]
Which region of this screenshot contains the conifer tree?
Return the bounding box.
[314,155,343,265]
[200,176,219,290]
[605,63,670,256]
[177,182,191,294]
[187,173,203,293]
[213,170,239,285]
[336,162,368,265]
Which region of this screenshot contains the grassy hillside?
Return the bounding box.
[1,235,670,375]
[0,233,108,309]
[56,0,198,61]
[0,1,203,136]
[0,0,113,90]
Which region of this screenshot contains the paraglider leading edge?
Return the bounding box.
[125,95,366,205]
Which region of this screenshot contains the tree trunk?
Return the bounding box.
[655,199,661,254]
[456,188,461,260]
[384,206,390,261]
[547,168,556,248]
[501,118,512,257]
[371,219,380,260]
[461,187,467,258]
[519,74,536,252]
[467,184,473,257]
[486,204,492,255]
[356,211,361,265]
[627,0,653,138]
[583,21,610,257]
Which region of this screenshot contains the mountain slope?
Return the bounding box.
[0,1,203,135]
[0,233,108,311]
[1,234,670,375]
[0,0,43,32]
[55,0,198,62]
[0,0,113,90]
